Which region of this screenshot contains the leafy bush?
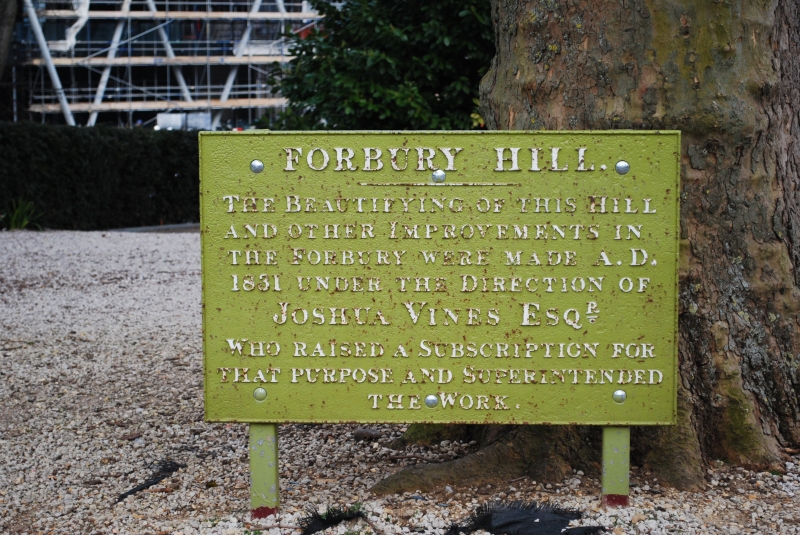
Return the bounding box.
[269,0,494,130]
[0,122,198,230]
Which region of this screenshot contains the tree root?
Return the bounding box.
[373,413,714,495]
[371,426,574,495]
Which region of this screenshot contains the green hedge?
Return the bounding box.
[0,122,199,230]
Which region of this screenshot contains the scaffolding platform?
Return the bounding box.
[16,0,317,127]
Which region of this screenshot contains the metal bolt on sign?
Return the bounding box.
[199,131,680,515]
[615,160,630,175]
[250,159,264,173]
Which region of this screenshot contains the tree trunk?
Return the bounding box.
[0,0,17,79]
[372,0,799,494]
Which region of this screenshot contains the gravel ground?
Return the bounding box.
[1,230,798,535]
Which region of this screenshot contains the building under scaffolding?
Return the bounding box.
[15,0,319,127]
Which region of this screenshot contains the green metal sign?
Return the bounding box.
[200,131,679,425]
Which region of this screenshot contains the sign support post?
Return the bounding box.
[601,426,630,507]
[249,423,280,518]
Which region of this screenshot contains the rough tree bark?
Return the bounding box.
[372,0,799,494]
[0,0,17,79]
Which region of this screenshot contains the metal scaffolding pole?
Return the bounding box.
[211,0,263,130]
[87,0,133,126]
[145,0,193,103]
[23,0,76,125]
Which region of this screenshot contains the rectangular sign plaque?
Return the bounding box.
[200,131,679,425]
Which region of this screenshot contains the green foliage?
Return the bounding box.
[320,503,363,519]
[470,98,486,129]
[0,122,198,230]
[344,502,363,514]
[1,198,42,230]
[269,0,494,130]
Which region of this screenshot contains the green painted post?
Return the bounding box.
[601,426,630,507]
[250,423,279,518]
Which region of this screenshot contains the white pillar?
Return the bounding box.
[211,0,263,130]
[23,0,76,126]
[145,0,193,103]
[87,0,132,126]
